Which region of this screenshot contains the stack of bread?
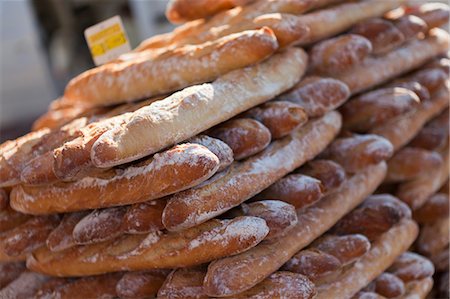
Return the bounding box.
[0,0,448,298]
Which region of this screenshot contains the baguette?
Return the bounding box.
[319,134,394,174]
[312,234,371,266]
[47,273,122,298]
[385,147,443,183]
[256,174,324,210]
[27,216,269,276]
[282,249,342,285]
[364,273,406,298]
[298,159,346,194]
[413,193,448,224]
[187,135,234,172]
[241,101,308,139]
[46,212,87,252]
[241,200,297,240]
[203,162,387,296]
[11,143,220,214]
[410,109,449,151]
[136,0,340,51]
[0,215,59,257]
[341,87,420,132]
[62,28,278,107]
[370,85,449,151]
[0,207,30,233]
[337,28,449,94]
[316,219,418,299]
[162,111,341,231]
[388,252,435,283]
[394,15,428,40]
[229,271,316,299]
[395,145,449,210]
[122,200,165,234]
[116,270,169,299]
[416,217,449,257]
[331,194,411,241]
[402,68,447,95]
[430,246,449,272]
[308,34,372,75]
[297,0,407,45]
[157,266,207,299]
[276,76,350,118]
[406,2,450,29]
[388,81,430,102]
[158,267,317,299]
[209,118,272,160]
[73,207,127,245]
[0,271,48,299]
[352,291,386,299]
[166,0,254,24]
[0,262,25,289]
[401,277,434,299]
[90,48,307,167]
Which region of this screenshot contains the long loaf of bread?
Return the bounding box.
[316,219,418,299]
[26,216,269,276]
[62,28,278,107]
[162,111,341,231]
[296,0,408,45]
[10,143,220,214]
[203,162,387,296]
[85,48,307,167]
[336,28,449,94]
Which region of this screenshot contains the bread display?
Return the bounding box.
[0,0,448,297]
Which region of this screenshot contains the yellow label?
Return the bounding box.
[84,16,131,65]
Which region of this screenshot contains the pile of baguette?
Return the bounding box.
[0,0,449,298]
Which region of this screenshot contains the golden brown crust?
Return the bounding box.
[0,271,49,299]
[242,200,297,240]
[46,212,87,252]
[116,270,169,299]
[256,173,324,210]
[370,273,406,298]
[162,111,341,231]
[337,28,449,94]
[298,159,346,194]
[242,101,308,139]
[350,18,406,55]
[48,273,122,298]
[282,249,342,285]
[388,252,435,283]
[0,216,59,257]
[27,216,269,276]
[370,85,449,152]
[63,28,278,107]
[316,219,418,299]
[277,76,350,118]
[297,0,407,45]
[406,2,450,29]
[0,207,30,233]
[410,109,449,151]
[166,0,246,24]
[89,48,307,167]
[203,162,387,297]
[386,147,443,183]
[413,193,449,224]
[416,217,449,257]
[10,143,220,214]
[122,200,165,234]
[210,118,272,160]
[341,87,420,132]
[320,134,394,174]
[309,34,373,75]
[157,266,207,299]
[395,145,449,210]
[0,188,8,210]
[331,194,411,241]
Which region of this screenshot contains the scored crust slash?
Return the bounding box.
[84,15,131,65]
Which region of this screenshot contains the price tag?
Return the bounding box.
[84,16,131,66]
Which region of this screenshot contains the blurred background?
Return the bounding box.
[0,0,174,141]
